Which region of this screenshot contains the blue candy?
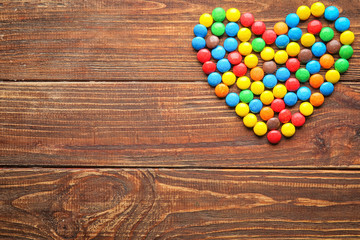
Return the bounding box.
[263,74,278,89]
[320,82,334,96]
[193,24,208,38]
[306,60,321,74]
[225,22,240,37]
[211,46,226,60]
[249,99,263,113]
[217,59,231,73]
[225,92,240,107]
[285,13,300,28]
[335,17,350,32]
[284,92,298,106]
[275,35,290,49]
[224,37,238,52]
[276,67,291,82]
[208,72,222,87]
[297,86,312,101]
[288,27,302,41]
[324,6,339,21]
[311,42,327,57]
[192,37,206,50]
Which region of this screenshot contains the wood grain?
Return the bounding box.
[0,168,359,239]
[1,82,359,168]
[0,0,359,82]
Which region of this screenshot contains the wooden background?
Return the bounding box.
[0,0,359,239]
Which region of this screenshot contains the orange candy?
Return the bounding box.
[320,54,335,69]
[215,83,229,98]
[309,74,324,89]
[274,22,289,35]
[260,107,274,121]
[250,67,264,81]
[310,92,325,107]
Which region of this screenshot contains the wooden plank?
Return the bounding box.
[1,82,359,168]
[0,168,359,239]
[0,0,359,82]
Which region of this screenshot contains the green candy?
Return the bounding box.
[239,90,254,103]
[211,22,225,36]
[212,7,226,22]
[334,58,349,73]
[295,68,310,82]
[339,45,353,59]
[252,38,266,52]
[319,27,334,42]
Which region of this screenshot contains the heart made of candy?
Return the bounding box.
[192,3,354,144]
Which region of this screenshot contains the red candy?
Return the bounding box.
[228,51,242,65]
[278,109,292,123]
[262,30,277,44]
[197,49,211,63]
[267,130,282,144]
[286,58,300,72]
[240,12,255,27]
[285,78,300,91]
[251,21,266,35]
[202,61,216,74]
[233,63,247,77]
[271,99,285,112]
[307,20,322,34]
[291,112,306,127]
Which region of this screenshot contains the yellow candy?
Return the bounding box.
[237,28,252,42]
[273,84,287,98]
[253,121,268,136]
[274,50,288,64]
[301,33,316,47]
[243,113,258,128]
[222,71,236,86]
[226,8,241,22]
[251,81,265,95]
[260,90,274,105]
[237,76,251,90]
[199,13,213,27]
[311,2,325,17]
[238,42,253,55]
[244,54,258,68]
[297,5,311,20]
[325,70,340,84]
[299,102,314,116]
[286,42,300,57]
[340,31,355,45]
[260,47,275,61]
[235,102,250,117]
[281,123,296,137]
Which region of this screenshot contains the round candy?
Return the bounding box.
[339,45,353,60]
[253,121,268,136]
[274,22,288,35]
[250,67,264,81]
[275,35,290,48]
[296,5,311,20]
[260,90,275,105]
[192,37,205,50]
[239,89,254,103]
[260,47,275,61]
[249,99,263,113]
[273,84,287,99]
[228,51,242,65]
[238,42,253,56]
[298,49,313,64]
[225,92,240,107]
[237,28,252,42]
[211,22,225,36]
[335,17,350,32]
[301,33,316,47]
[263,61,277,74]
[235,102,250,117]
[326,40,341,54]
[224,37,238,52]
[240,12,255,27]
[285,13,300,28]
[335,58,349,73]
[252,38,266,52]
[244,54,258,68]
[285,78,300,92]
[281,123,296,137]
[306,60,321,74]
[212,46,226,60]
[260,107,274,121]
[197,49,211,63]
[267,118,281,130]
[324,6,339,21]
[319,27,334,42]
[233,63,247,77]
[311,42,326,57]
[251,81,265,95]
[226,8,241,22]
[291,112,306,127]
[295,68,310,82]
[237,76,251,89]
[262,30,277,44]
[267,130,282,144]
[215,83,229,98]
[310,92,324,107]
[206,35,220,49]
[194,24,207,38]
[274,50,288,64]
[297,86,311,101]
[222,71,237,86]
[309,74,324,89]
[311,2,325,17]
[307,20,322,35]
[263,74,277,89]
[325,69,340,84]
[286,42,300,57]
[320,82,334,96]
[208,72,222,87]
[217,59,231,73]
[225,22,240,37]
[284,92,298,106]
[299,102,314,116]
[202,61,216,74]
[279,109,292,123]
[251,21,266,35]
[243,113,257,128]
[319,54,334,69]
[286,58,300,72]
[212,7,226,22]
[288,27,302,41]
[340,31,355,45]
[276,67,290,82]
[199,13,213,27]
